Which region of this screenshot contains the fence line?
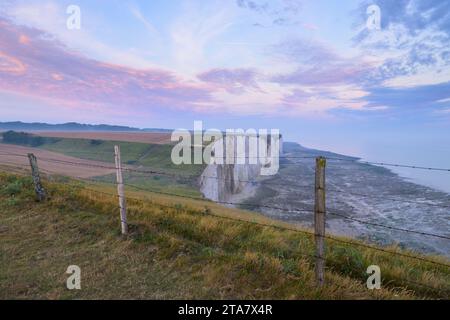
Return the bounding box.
[324,156,450,172]
[3,152,450,209]
[5,154,450,210]
[32,166,450,269]
[1,152,449,240]
[49,183,450,295]
[2,152,450,256]
[26,156,450,241]
[123,181,313,215]
[72,176,449,242]
[14,154,450,209]
[325,211,450,240]
[3,158,448,296]
[3,150,450,171]
[52,180,450,269]
[327,187,450,209]
[124,182,450,242]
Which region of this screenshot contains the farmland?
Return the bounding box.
[0,143,115,178]
[0,131,205,198]
[26,131,173,144]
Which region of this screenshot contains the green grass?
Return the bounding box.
[1,132,205,177]
[41,138,205,174]
[42,138,149,164]
[0,172,449,299]
[92,172,202,198]
[43,138,205,197]
[2,132,206,196]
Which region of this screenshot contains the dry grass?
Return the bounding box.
[0,172,449,300]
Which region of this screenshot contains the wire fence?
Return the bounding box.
[0,149,449,296]
[1,151,449,249]
[58,181,450,296]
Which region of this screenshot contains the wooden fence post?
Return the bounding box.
[314,156,326,287]
[27,153,46,201]
[114,145,128,235]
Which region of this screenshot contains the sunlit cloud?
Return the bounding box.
[0,0,449,122]
[0,17,213,113]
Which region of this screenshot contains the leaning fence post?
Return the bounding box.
[314,156,326,287]
[114,145,128,235]
[27,153,46,201]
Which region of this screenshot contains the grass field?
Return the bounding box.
[27,131,172,144]
[41,138,205,197]
[39,137,204,175]
[0,171,449,299]
[0,131,206,197]
[1,131,204,175]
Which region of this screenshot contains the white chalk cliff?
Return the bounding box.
[199,133,283,202]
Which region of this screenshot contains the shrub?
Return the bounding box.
[90,139,103,146]
[0,176,32,197]
[1,131,58,147]
[1,180,24,196]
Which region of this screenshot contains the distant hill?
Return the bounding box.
[0,121,172,133]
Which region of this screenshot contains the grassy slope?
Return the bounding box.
[40,137,204,175]
[2,134,205,197]
[43,138,205,198]
[0,172,449,299]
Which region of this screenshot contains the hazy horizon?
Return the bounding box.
[2,118,449,194]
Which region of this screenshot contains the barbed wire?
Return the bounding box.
[327,187,450,209]
[124,182,450,242]
[1,152,450,243]
[33,155,450,209]
[28,155,316,190]
[49,174,450,267]
[2,169,448,295]
[2,153,449,209]
[65,175,450,243]
[0,152,29,158]
[325,210,450,240]
[122,182,313,215]
[2,149,450,171]
[72,183,450,267]
[2,152,447,199]
[34,157,450,214]
[324,156,450,172]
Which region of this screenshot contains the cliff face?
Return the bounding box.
[199,134,283,202]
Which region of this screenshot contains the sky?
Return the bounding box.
[0,0,449,190]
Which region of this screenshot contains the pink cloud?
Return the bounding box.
[0,51,26,74]
[0,18,377,119]
[0,17,213,112]
[18,34,30,45]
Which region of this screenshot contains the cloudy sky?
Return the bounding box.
[0,0,449,187]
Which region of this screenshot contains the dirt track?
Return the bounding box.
[0,143,116,178]
[27,131,173,144]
